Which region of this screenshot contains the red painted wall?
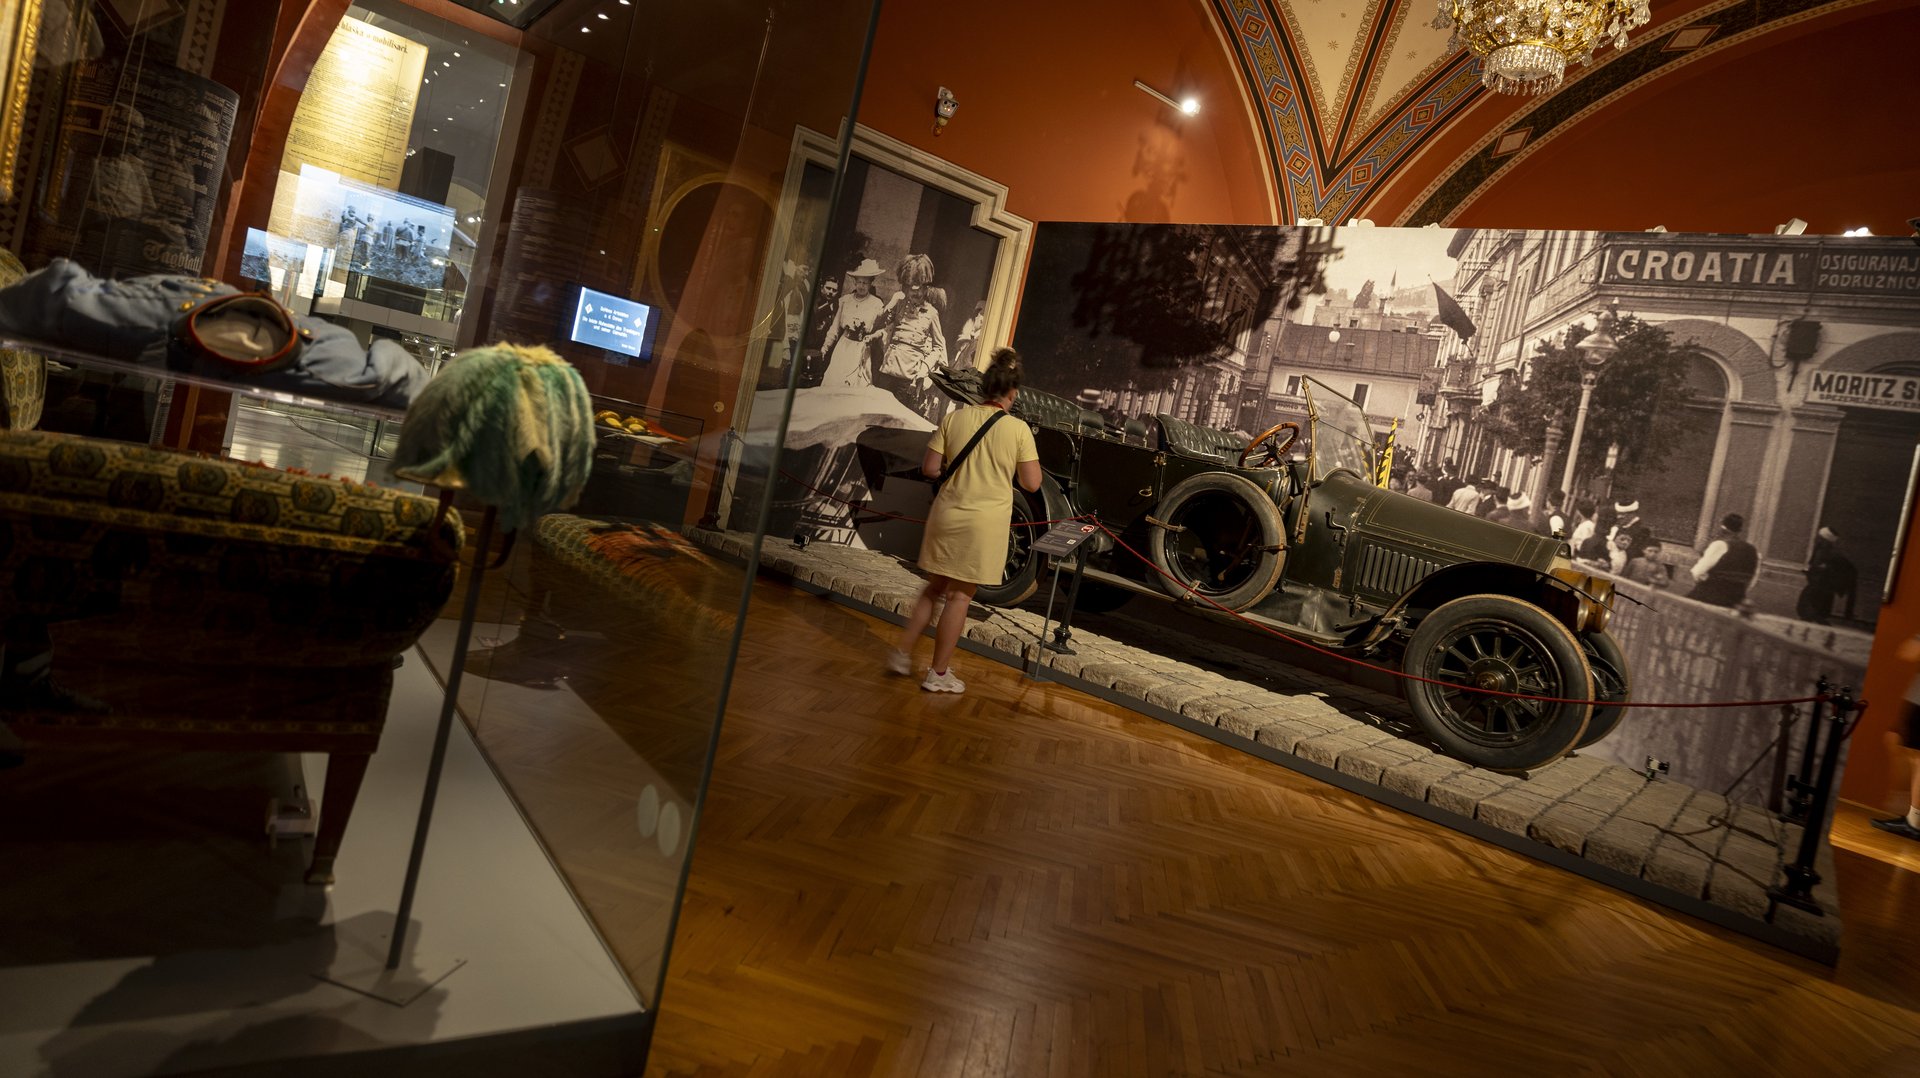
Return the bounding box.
[856,0,1276,226]
[1852,508,1920,808]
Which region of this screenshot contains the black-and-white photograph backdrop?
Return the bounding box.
[743,210,1920,801]
[742,127,1031,547]
[1011,222,1920,801]
[798,153,1000,412]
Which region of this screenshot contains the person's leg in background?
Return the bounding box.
[920,581,976,694]
[1871,701,1920,840]
[890,574,953,675]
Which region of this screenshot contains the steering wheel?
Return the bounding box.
[1238,421,1301,468]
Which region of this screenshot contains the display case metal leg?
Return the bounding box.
[385,504,497,970]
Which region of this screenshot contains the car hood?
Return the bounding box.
[1340,473,1563,571]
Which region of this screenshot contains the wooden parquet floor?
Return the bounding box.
[624,578,1920,1077]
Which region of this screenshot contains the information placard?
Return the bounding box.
[1032,521,1097,557]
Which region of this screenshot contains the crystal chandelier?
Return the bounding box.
[1434,0,1651,96]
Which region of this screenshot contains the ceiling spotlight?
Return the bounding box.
[933,86,957,135]
[597,11,609,18]
[1133,79,1199,116]
[1842,227,1873,237]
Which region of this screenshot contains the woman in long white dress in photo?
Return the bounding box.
[818,258,886,387]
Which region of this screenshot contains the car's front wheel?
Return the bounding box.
[1402,594,1594,771]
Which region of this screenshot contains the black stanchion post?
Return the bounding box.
[1797,677,1829,784]
[1027,554,1067,681]
[1768,703,1795,816]
[1047,540,1091,655]
[1024,516,1099,678]
[1783,675,1831,825]
[1769,683,1857,918]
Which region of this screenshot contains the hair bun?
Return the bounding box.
[981,347,1023,398]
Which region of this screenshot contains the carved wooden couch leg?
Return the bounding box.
[306,751,373,886]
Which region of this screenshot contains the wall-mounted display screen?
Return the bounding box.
[570,286,658,360]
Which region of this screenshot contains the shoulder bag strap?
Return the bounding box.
[933,409,1007,493]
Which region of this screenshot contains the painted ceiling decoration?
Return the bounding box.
[1212,0,1856,226]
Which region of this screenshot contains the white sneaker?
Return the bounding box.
[885,648,912,676]
[921,668,965,694]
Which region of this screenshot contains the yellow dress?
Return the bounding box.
[919,404,1039,585]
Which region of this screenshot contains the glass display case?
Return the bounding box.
[0,0,880,1073]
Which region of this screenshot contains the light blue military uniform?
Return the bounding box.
[0,258,425,408]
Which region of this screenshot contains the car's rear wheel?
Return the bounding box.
[1575,630,1630,749]
[974,493,1042,607]
[1146,472,1286,612]
[1402,594,1593,771]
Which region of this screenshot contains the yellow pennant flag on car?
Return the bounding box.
[1376,417,1397,488]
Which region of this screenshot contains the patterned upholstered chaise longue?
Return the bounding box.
[0,425,462,884]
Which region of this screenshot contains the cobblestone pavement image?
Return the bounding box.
[694,528,1844,960]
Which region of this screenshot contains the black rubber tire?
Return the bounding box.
[1146,471,1286,612]
[1402,594,1594,771]
[1575,630,1630,750]
[974,493,1042,607]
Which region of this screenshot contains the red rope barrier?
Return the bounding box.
[773,467,1830,712]
[1086,521,1824,711]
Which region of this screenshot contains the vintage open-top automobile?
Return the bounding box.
[912,368,1629,772]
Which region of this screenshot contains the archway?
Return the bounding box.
[1822,364,1920,625]
[1622,351,1729,546]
